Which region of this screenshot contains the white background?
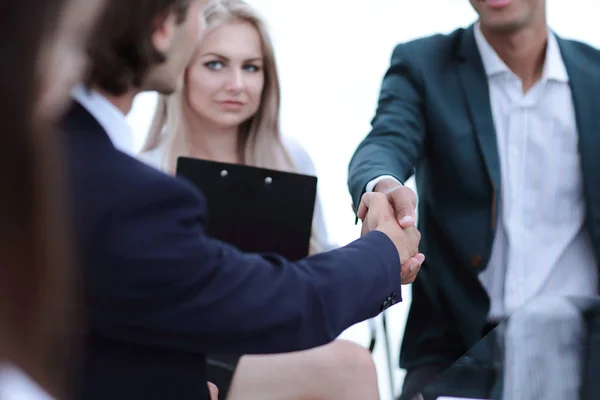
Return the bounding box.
[127,1,600,398]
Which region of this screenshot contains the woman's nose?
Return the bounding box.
[224,70,244,92]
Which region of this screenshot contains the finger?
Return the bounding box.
[385,185,417,208]
[207,382,219,399]
[360,216,369,236]
[400,258,418,278]
[415,253,425,264]
[402,268,419,285]
[405,227,421,254]
[401,257,421,284]
[357,192,388,220]
[399,216,415,229]
[408,258,423,281]
[389,189,417,227]
[356,193,370,220]
[407,257,421,273]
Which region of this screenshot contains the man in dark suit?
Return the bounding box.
[63,0,425,399]
[348,0,600,399]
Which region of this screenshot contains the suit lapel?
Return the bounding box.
[456,27,502,192]
[559,40,600,239]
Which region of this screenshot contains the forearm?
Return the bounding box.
[348,44,425,208]
[95,232,401,356]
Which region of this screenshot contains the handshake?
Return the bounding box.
[358,180,424,284]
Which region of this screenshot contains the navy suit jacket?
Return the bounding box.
[63,103,401,399]
[348,26,600,370]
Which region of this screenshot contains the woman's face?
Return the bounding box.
[37,0,105,122]
[186,19,265,130]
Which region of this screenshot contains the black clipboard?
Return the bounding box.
[176,157,317,261]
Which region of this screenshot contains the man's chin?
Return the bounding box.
[481,18,528,34]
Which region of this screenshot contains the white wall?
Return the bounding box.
[126,2,600,398]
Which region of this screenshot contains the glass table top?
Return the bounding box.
[418,296,600,400]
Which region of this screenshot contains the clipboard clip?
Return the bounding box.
[220,168,272,185]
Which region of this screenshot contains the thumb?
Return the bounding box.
[386,187,417,228]
[392,199,416,228]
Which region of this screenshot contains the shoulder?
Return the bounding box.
[392,27,466,61]
[93,154,209,250]
[557,36,600,69]
[387,27,468,84]
[119,153,205,211]
[281,136,316,176]
[73,140,205,224]
[62,105,206,242]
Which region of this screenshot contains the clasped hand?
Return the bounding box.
[357,184,424,284]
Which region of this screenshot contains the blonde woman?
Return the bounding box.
[139,0,379,398]
[140,0,329,255]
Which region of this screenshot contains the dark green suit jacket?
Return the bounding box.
[348,25,600,370]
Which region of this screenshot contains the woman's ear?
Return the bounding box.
[151,10,178,54]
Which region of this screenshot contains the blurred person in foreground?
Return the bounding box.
[348,0,600,398]
[63,0,424,399]
[0,0,105,398]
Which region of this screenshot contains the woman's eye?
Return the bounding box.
[243,65,260,72]
[205,61,223,70]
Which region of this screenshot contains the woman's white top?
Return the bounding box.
[0,364,53,400]
[138,136,332,251]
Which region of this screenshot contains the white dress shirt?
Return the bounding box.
[0,364,52,400]
[368,24,598,320]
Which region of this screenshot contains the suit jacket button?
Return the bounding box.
[380,300,390,312]
[470,255,482,268]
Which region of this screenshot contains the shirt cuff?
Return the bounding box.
[365,175,402,192]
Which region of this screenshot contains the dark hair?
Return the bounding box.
[0,0,74,396]
[85,0,193,95]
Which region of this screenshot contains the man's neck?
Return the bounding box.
[95,88,139,115]
[480,22,548,91]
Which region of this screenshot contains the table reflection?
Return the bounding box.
[417,296,600,400]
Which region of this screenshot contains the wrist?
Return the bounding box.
[373,178,402,194]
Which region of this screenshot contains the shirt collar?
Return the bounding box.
[71,83,135,155]
[473,22,569,82]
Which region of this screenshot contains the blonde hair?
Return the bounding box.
[141,0,322,254]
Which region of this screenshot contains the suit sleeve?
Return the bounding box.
[348,44,427,208]
[91,178,401,355]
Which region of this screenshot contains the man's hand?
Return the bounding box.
[370,178,423,284]
[373,178,417,228]
[357,191,424,284]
